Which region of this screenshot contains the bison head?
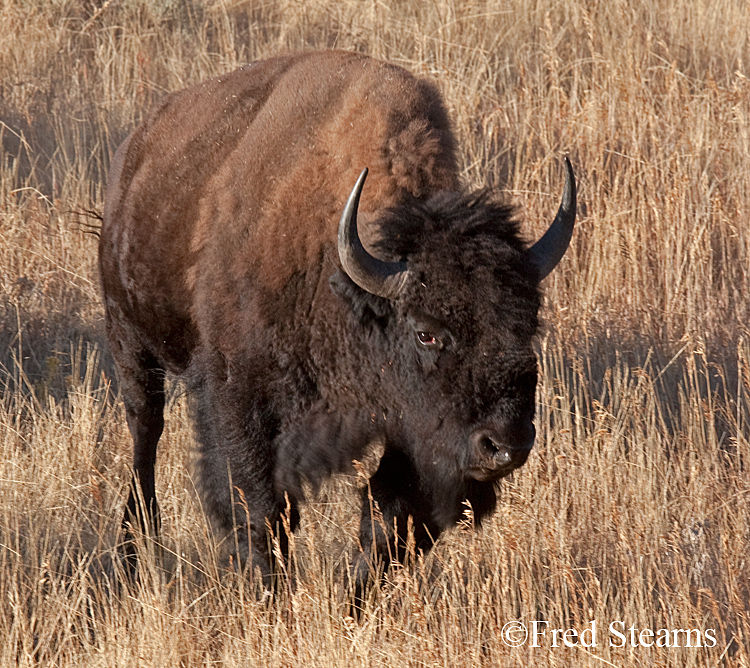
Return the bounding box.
[332,161,575,524]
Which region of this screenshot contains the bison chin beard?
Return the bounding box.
[426,463,500,531]
[398,437,499,531]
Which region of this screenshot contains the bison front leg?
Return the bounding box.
[200,449,301,588]
[353,448,440,607]
[192,374,300,589]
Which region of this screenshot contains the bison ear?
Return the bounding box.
[329,269,392,326]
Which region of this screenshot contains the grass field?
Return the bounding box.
[1,0,749,665]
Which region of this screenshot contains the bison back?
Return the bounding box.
[100,50,458,369]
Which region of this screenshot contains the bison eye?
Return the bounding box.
[408,311,451,352]
[416,331,440,347]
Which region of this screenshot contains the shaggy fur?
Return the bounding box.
[99,50,553,594]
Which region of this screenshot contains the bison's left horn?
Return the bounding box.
[338,168,409,300]
[527,157,577,280]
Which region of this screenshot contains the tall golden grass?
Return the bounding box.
[1,0,748,665]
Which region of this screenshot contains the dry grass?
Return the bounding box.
[1,0,749,665]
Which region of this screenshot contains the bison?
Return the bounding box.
[99,50,576,595]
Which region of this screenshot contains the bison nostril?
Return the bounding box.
[467,425,535,480]
[478,433,500,456]
[471,424,535,460]
[472,430,505,459]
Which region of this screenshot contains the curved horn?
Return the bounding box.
[338,168,409,299]
[527,157,577,280]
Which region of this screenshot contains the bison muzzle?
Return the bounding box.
[99,50,576,597]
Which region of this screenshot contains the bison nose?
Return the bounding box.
[468,422,535,481]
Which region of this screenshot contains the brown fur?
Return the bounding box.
[100,50,546,597]
[102,51,458,369]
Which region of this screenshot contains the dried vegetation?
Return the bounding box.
[1,0,749,665]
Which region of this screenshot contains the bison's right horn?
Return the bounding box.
[527,157,577,280]
[338,168,409,300]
